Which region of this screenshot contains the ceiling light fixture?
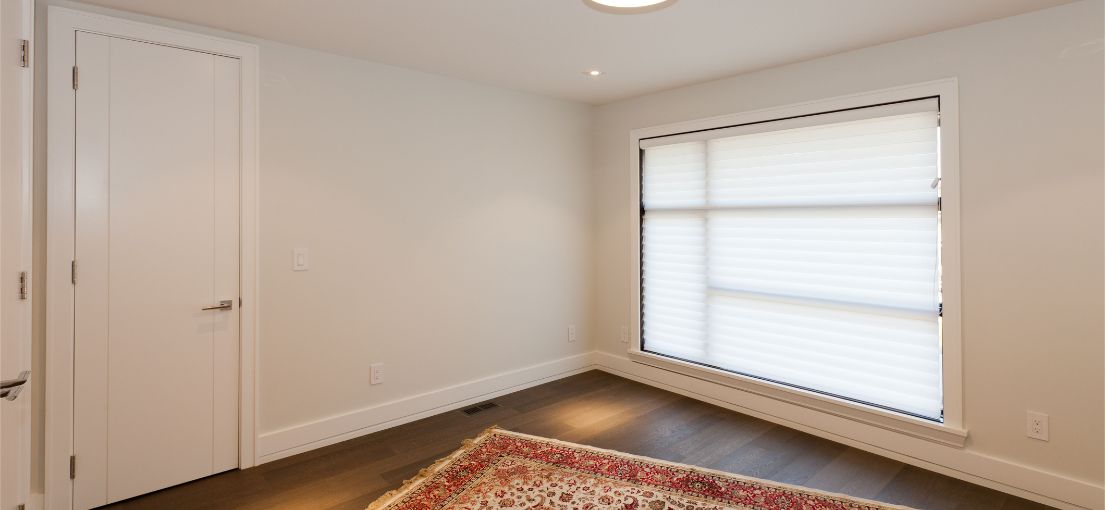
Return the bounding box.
[583,0,676,14]
[585,69,604,77]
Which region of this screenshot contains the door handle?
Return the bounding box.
[201,300,234,311]
[0,371,30,401]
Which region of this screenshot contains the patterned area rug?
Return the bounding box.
[367,427,913,510]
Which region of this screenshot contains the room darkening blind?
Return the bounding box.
[640,98,943,421]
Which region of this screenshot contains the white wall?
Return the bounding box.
[32,0,594,491]
[254,42,593,435]
[589,0,1104,507]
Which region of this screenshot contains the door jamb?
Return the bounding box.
[2,0,37,507]
[45,7,259,509]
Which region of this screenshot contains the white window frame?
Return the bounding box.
[627,79,966,447]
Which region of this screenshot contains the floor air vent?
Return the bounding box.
[460,402,500,415]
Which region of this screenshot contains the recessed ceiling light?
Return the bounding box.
[585,69,604,77]
[583,0,676,14]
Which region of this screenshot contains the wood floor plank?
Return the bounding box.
[768,433,849,486]
[102,370,1056,510]
[802,448,905,498]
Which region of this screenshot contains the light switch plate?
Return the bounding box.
[293,248,309,271]
[370,363,384,385]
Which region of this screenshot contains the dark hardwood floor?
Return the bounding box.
[103,370,1053,510]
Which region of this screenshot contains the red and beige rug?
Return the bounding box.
[367,427,912,510]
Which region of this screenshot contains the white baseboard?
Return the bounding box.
[256,352,595,463]
[591,351,1103,510]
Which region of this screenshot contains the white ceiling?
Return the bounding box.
[71,0,1073,104]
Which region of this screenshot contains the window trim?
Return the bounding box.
[627,79,965,446]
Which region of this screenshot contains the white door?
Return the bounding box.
[72,32,240,508]
[0,1,34,509]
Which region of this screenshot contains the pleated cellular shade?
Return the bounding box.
[641,99,943,420]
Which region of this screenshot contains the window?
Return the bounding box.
[639,98,944,421]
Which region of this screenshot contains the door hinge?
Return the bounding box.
[72,66,78,90]
[71,261,77,285]
[19,39,29,68]
[18,271,28,300]
[69,455,76,479]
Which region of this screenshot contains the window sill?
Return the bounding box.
[627,350,968,448]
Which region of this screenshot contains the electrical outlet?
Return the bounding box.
[1026,411,1049,441]
[567,325,577,343]
[370,363,384,385]
[620,326,629,344]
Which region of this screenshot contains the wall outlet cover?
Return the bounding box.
[1026,411,1049,441]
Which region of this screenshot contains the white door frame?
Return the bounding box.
[1,0,36,507]
[45,7,259,509]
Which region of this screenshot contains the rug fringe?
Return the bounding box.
[365,426,502,510]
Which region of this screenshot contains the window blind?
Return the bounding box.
[640,98,943,420]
